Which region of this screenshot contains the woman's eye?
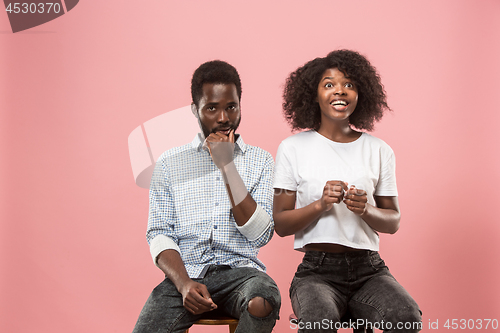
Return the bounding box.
[325,82,333,88]
[345,83,353,88]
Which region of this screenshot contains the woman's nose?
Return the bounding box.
[333,85,345,95]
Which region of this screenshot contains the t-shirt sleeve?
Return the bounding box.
[374,146,398,196]
[273,141,297,191]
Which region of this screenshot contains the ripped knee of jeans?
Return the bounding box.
[247,296,273,318]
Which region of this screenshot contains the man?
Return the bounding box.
[133,60,280,333]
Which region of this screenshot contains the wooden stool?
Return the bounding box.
[184,316,238,333]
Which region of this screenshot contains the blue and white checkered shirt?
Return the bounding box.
[147,134,275,278]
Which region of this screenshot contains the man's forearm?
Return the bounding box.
[206,133,272,236]
[156,249,191,292]
[222,161,248,208]
[156,249,218,314]
[221,161,257,226]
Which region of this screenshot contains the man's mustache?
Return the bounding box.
[211,124,236,134]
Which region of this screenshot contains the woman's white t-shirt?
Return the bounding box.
[274,130,398,251]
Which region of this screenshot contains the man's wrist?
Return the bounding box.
[221,160,236,175]
[221,161,248,207]
[174,275,193,294]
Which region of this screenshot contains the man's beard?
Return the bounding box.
[200,115,241,139]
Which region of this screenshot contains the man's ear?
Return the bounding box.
[191,104,199,118]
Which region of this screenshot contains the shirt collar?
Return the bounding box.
[191,133,247,153]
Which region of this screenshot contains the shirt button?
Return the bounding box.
[214,225,218,229]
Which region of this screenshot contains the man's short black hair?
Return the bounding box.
[191,60,242,107]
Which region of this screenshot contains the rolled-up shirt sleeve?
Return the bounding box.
[237,152,274,247]
[146,156,180,266]
[235,204,271,241]
[149,234,181,265]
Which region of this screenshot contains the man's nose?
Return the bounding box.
[217,110,229,123]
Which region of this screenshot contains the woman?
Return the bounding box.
[274,50,421,332]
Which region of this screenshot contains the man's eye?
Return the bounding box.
[207,106,216,111]
[227,105,236,111]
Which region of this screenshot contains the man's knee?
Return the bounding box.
[248,297,273,317]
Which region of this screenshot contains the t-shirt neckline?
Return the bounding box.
[313,130,365,145]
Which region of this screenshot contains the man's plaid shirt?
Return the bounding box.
[147,134,275,278]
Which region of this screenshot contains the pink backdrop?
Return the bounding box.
[1,1,499,332]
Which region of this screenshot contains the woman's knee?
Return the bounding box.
[385,305,422,332]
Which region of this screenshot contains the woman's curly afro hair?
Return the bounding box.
[282,49,391,132]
